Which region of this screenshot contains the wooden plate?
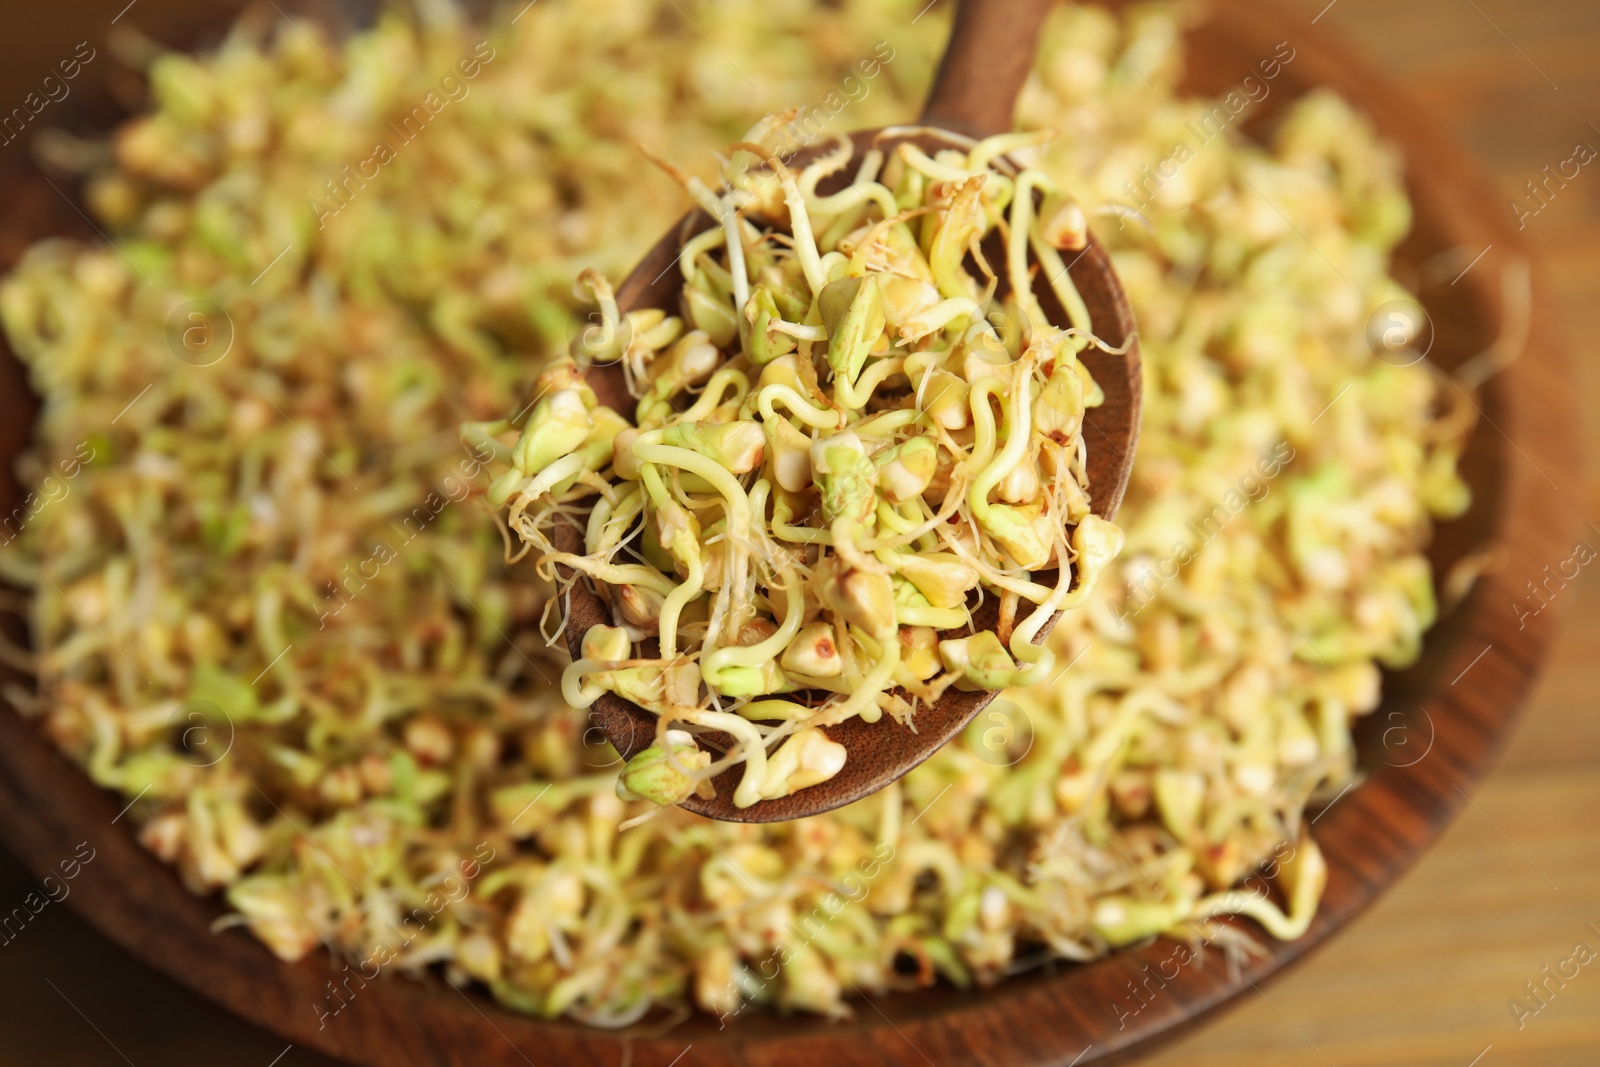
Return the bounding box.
[0,1,1579,1064]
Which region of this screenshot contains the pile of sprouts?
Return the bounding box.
[0,0,1474,1025]
[470,128,1124,809]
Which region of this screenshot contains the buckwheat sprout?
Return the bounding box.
[678,225,728,284]
[797,134,855,201]
[1030,228,1093,335]
[968,364,1037,521]
[897,296,994,341]
[804,141,901,216]
[860,471,969,552]
[832,355,905,410]
[851,407,921,438]
[968,129,1053,173]
[853,146,886,186]
[635,441,751,596]
[574,268,626,363]
[756,384,843,429]
[541,557,677,597]
[771,511,831,545]
[815,179,902,229]
[896,143,1017,212]
[720,198,751,313]
[734,142,827,295]
[737,699,818,722]
[1009,171,1056,338]
[764,318,826,342]
[887,143,953,182]
[673,707,772,809]
[935,524,1058,604]
[676,368,748,422]
[701,550,803,688]
[520,452,587,500]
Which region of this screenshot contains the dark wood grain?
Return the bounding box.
[0,2,1581,1067]
[568,122,1142,823]
[921,0,1055,136]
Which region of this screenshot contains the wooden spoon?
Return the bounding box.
[557,0,1141,822]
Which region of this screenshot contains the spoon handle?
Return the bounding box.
[919,0,1055,138]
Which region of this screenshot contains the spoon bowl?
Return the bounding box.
[558,0,1141,822]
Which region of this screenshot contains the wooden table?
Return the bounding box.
[1,1,1597,1064]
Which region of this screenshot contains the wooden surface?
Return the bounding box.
[921,0,1054,136]
[0,1,1595,1066]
